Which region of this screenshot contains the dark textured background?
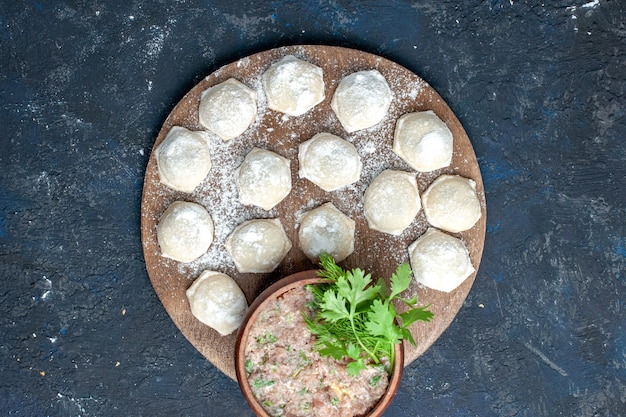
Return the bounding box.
[1,1,625,416]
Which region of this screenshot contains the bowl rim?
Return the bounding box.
[234,269,404,417]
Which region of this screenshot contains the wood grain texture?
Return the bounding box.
[140,45,486,380]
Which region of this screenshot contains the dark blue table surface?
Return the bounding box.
[1,1,624,416]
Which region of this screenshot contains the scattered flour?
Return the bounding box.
[142,47,482,306]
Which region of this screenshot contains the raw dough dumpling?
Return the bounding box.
[262,55,325,116]
[198,78,257,141]
[422,174,482,233]
[235,148,292,211]
[363,169,420,236]
[298,132,362,191]
[408,228,474,293]
[155,126,212,193]
[186,270,248,336]
[298,202,355,262]
[225,218,292,273]
[157,201,214,263]
[393,110,453,172]
[331,70,392,133]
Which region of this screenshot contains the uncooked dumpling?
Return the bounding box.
[331,70,392,132]
[422,174,482,233]
[298,132,362,191]
[363,169,420,236]
[408,228,474,293]
[186,270,248,336]
[225,218,292,273]
[235,148,292,211]
[157,201,214,263]
[393,110,453,172]
[262,55,325,116]
[198,78,257,140]
[298,202,355,262]
[155,126,212,193]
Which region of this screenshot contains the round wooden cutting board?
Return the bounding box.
[141,45,486,380]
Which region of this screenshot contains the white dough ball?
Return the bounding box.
[157,201,214,263]
[393,110,453,172]
[298,132,362,191]
[186,270,248,336]
[155,126,212,193]
[298,202,355,263]
[235,148,292,211]
[225,218,292,273]
[408,228,475,293]
[262,55,325,116]
[363,169,421,236]
[198,78,257,141]
[422,174,482,233]
[331,70,392,133]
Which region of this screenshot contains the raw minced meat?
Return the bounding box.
[244,286,389,417]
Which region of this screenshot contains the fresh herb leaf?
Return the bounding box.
[399,305,434,327]
[339,269,380,308]
[365,299,402,345]
[346,359,367,376]
[399,295,418,307]
[319,343,347,360]
[389,262,412,299]
[306,253,433,375]
[345,342,361,360]
[319,290,349,322]
[317,255,344,281]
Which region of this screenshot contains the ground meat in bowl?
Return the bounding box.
[244,285,389,417]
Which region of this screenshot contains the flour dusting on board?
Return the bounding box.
[144,48,479,281]
[141,47,486,376]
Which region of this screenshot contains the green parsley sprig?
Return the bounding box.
[305,253,434,376]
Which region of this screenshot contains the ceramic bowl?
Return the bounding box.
[235,270,404,417]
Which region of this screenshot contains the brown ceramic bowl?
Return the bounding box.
[235,270,404,417]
